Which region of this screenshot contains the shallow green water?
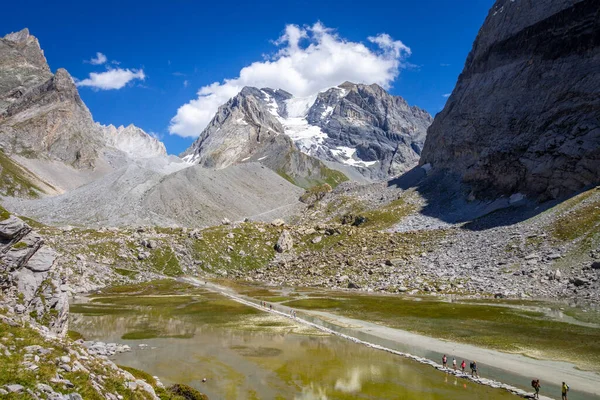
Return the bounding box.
[70,287,515,400]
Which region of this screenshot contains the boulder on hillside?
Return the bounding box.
[275,230,293,253]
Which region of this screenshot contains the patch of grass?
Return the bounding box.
[166,384,208,400]
[19,215,46,229]
[0,317,156,400]
[360,198,416,230]
[118,365,157,386]
[67,330,85,341]
[191,223,279,273]
[276,169,296,185]
[0,205,10,220]
[93,296,194,308]
[114,268,139,278]
[12,241,28,249]
[0,149,45,198]
[319,166,348,189]
[551,196,600,242]
[121,330,161,340]
[147,246,182,277]
[70,303,134,316]
[284,294,600,372]
[259,296,295,303]
[96,280,200,297]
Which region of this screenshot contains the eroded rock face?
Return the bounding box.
[0,28,51,113]
[420,0,600,200]
[308,82,432,179]
[0,59,103,168]
[0,214,68,335]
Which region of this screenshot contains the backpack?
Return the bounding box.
[470,362,474,369]
[531,380,536,388]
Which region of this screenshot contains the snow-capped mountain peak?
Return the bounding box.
[183,82,432,180]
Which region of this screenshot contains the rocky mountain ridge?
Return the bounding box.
[100,124,167,159]
[183,82,432,182]
[182,87,348,188]
[420,0,599,201]
[0,29,169,175]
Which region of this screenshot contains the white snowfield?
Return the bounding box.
[274,89,375,168]
[330,146,377,167]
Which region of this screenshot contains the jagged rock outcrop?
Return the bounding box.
[0,28,52,113]
[182,87,348,188]
[0,214,68,335]
[307,82,432,179]
[100,124,167,158]
[420,0,600,200]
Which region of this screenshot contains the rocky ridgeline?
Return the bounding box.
[0,28,173,180]
[181,87,347,188]
[307,82,432,180]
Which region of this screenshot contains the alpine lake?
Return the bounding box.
[69,280,600,400]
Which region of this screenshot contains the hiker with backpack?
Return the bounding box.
[562,382,569,400]
[531,379,541,399]
[461,360,466,373]
[470,361,479,378]
[442,354,447,368]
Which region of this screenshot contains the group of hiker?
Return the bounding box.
[530,379,570,399]
[260,301,272,310]
[441,355,570,399]
[441,355,478,377]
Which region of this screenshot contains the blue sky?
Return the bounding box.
[4,0,494,155]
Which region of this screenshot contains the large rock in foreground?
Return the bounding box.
[0,213,68,335]
[420,0,600,200]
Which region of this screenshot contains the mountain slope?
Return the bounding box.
[100,124,167,158]
[420,0,600,200]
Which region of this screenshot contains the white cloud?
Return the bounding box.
[76,68,146,90]
[88,52,107,65]
[183,80,189,88]
[169,22,411,138]
[443,93,451,98]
